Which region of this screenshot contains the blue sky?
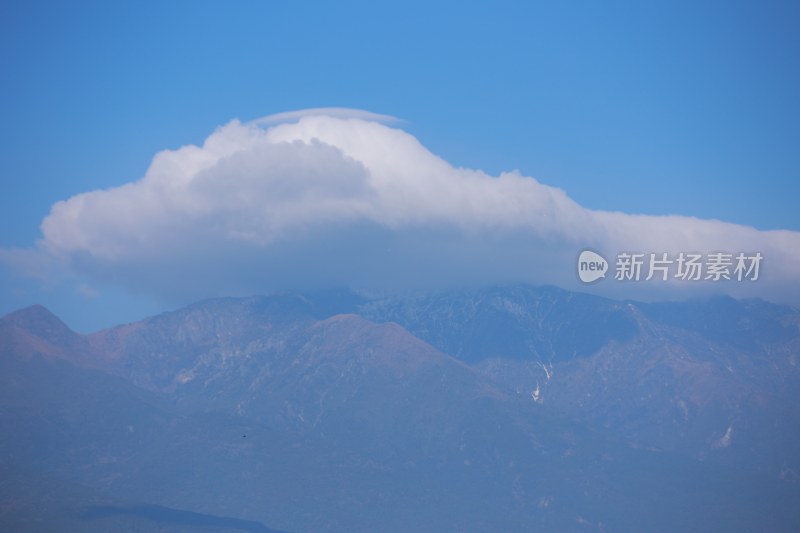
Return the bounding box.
[1,1,799,331]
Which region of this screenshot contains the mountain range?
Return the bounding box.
[1,285,799,532]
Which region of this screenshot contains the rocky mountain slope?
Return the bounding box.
[2,286,799,532]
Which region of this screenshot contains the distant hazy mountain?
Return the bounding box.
[2,286,799,532]
[358,286,800,475]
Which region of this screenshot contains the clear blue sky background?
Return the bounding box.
[1,0,799,330]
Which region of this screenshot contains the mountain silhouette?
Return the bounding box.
[2,285,799,532]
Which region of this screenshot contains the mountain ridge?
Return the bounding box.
[3,285,800,531]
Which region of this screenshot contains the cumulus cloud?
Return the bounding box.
[5,108,800,305]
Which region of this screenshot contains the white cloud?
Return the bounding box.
[253,107,401,126]
[6,109,800,305]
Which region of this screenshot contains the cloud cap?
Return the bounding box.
[8,109,800,306]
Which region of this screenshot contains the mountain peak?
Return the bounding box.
[2,304,70,334]
[1,304,92,363]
